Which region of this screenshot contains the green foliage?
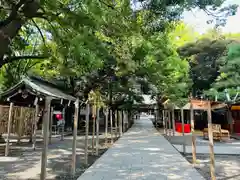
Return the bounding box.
[178,34,235,97]
[214,43,240,90]
[0,0,238,109]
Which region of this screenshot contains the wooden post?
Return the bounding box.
[29,109,35,143]
[96,108,100,156]
[49,107,54,144]
[207,101,216,180]
[162,110,166,134]
[172,109,175,136]
[122,111,125,133]
[40,97,51,180]
[125,111,129,130]
[228,108,233,134]
[17,107,24,144]
[60,107,65,141]
[71,98,79,175]
[115,110,118,138]
[119,110,123,137]
[5,102,14,156]
[168,111,171,136]
[110,109,113,144]
[33,100,39,150]
[84,103,90,166]
[155,106,158,127]
[92,115,95,155]
[190,101,197,164]
[105,108,108,144]
[181,108,186,154]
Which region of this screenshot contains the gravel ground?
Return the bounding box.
[158,127,240,180]
[0,133,119,180]
[185,154,240,180]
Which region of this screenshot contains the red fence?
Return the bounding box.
[175,122,191,133]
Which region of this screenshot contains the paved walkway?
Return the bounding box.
[77,117,204,180]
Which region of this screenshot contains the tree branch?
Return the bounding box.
[2,55,47,67]
[0,0,26,27]
[98,0,115,9]
[31,19,46,45]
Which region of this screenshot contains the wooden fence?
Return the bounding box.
[0,105,35,136]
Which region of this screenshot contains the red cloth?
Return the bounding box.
[175,122,191,133]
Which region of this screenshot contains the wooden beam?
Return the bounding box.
[190,101,197,164]
[84,103,90,166]
[5,102,14,156]
[71,98,79,175]
[207,101,216,180]
[32,99,39,150]
[181,108,186,155]
[40,97,51,180]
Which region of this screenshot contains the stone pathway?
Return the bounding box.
[77,116,204,180]
[174,144,240,154]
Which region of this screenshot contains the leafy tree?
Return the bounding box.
[0,0,238,111]
[208,43,240,101]
[178,35,235,97]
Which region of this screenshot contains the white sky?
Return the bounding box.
[183,0,240,34]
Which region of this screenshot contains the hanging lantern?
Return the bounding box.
[56,114,62,120]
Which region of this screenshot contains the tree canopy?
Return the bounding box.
[0,0,238,108]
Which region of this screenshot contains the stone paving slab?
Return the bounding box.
[77,117,204,180]
[174,144,240,154]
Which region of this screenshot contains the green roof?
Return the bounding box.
[0,77,76,101]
